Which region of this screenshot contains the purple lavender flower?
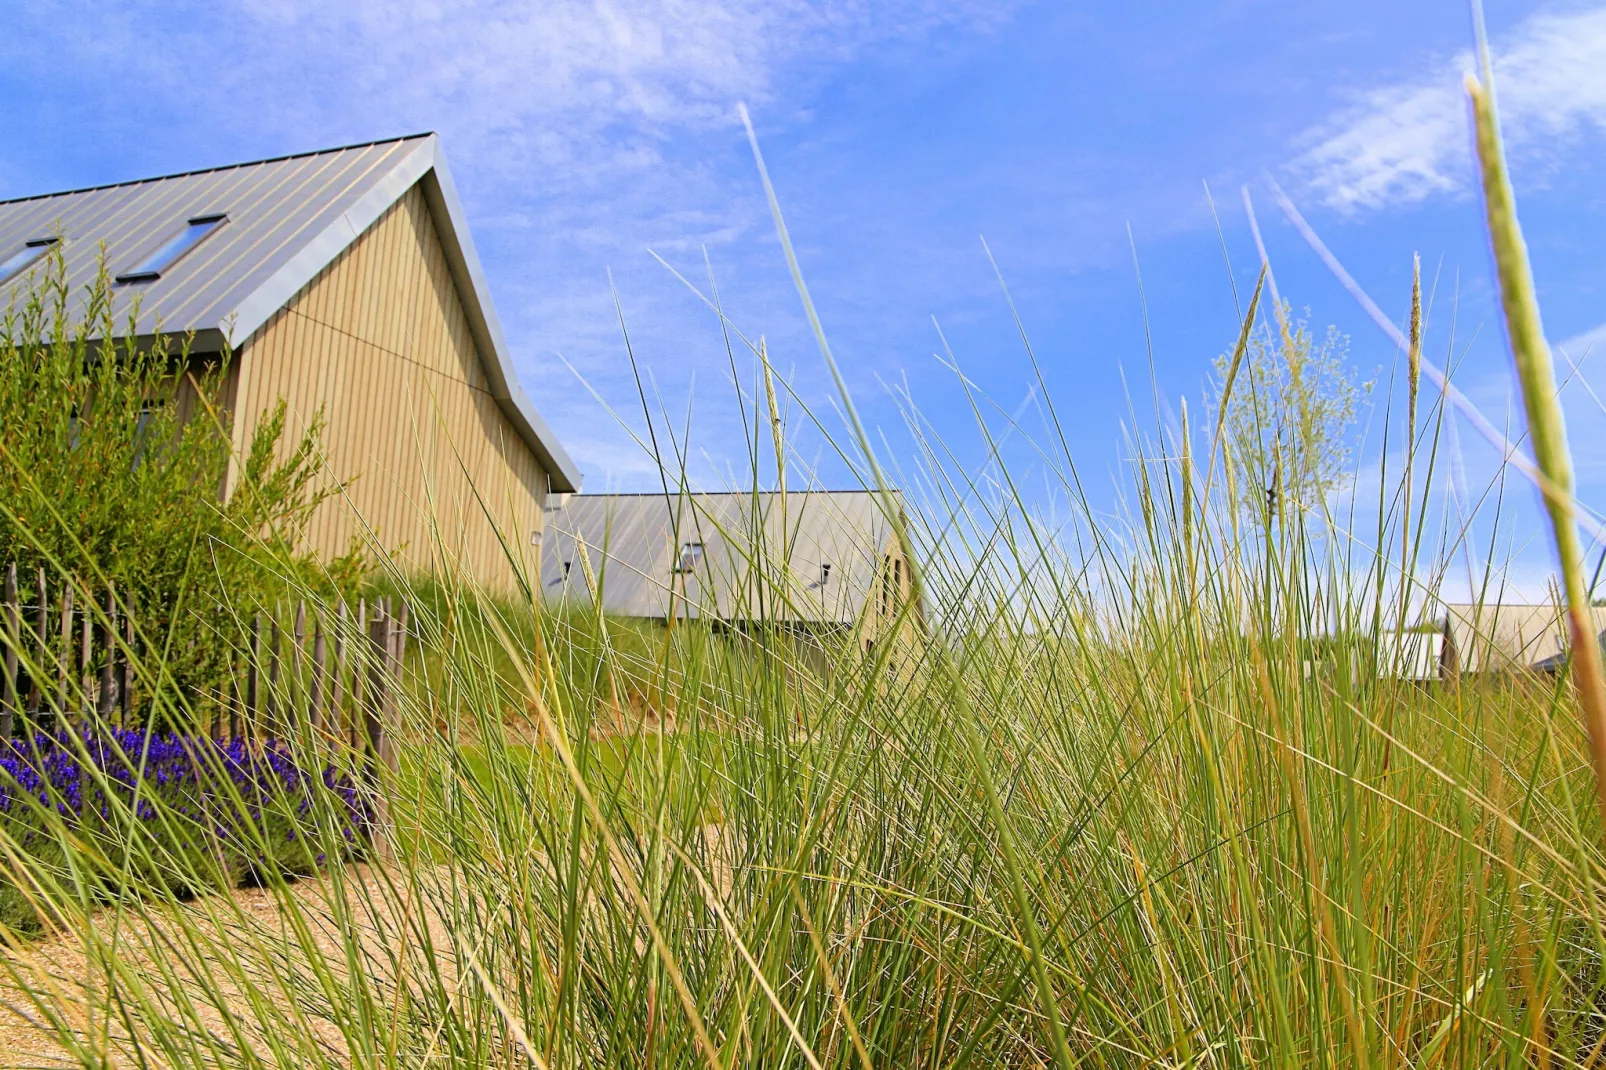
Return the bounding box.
[0,728,373,898]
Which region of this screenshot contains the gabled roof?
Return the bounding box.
[541,491,906,625]
[0,134,580,491]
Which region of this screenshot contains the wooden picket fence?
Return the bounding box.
[0,562,407,772]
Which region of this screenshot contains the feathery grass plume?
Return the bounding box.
[1403,254,1422,574]
[759,337,789,603]
[1407,255,1422,435]
[1466,67,1606,834]
[1206,266,1265,495]
[1180,397,1194,594]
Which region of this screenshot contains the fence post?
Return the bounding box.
[2,564,17,739]
[246,613,261,742]
[120,614,133,722]
[58,584,73,718]
[353,600,368,750]
[365,599,395,845]
[78,587,92,719]
[332,601,348,748]
[293,602,306,736]
[365,599,392,766]
[29,569,45,718]
[97,584,117,719]
[267,608,281,738]
[310,613,327,740]
[393,600,409,677]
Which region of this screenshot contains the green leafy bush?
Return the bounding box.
[0,246,346,714]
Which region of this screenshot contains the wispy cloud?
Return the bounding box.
[1290,5,1606,212]
[1559,321,1606,360]
[3,0,1012,194]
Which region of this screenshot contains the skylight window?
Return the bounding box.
[0,238,59,286]
[116,213,227,283]
[674,542,704,573]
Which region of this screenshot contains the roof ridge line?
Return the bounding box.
[565,490,899,498]
[0,133,436,207]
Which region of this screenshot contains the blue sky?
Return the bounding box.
[3,0,1603,594]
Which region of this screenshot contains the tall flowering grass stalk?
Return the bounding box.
[1466,67,1606,838]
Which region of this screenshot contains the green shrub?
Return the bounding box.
[0,246,352,715]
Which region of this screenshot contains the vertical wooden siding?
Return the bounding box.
[862,537,918,649]
[230,185,545,588]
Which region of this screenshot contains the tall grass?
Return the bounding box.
[2,85,1605,1070]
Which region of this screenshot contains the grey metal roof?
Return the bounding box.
[0,134,579,491]
[541,491,906,625]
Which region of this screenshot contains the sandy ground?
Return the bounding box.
[0,863,442,1069]
[0,818,733,1069]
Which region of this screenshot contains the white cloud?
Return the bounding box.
[1290,5,1606,211]
[1559,321,1606,360]
[6,0,1011,194]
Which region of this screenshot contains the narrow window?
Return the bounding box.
[135,400,161,439]
[674,542,703,573]
[116,213,227,283]
[0,238,59,287]
[132,400,163,470]
[547,560,572,588]
[819,563,832,587]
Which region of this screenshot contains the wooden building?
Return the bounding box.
[1376,630,1445,682]
[1439,602,1606,676]
[541,491,920,650]
[0,135,580,587]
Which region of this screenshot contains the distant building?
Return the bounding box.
[0,134,579,588]
[1439,603,1606,676]
[1377,630,1446,682]
[541,491,919,649]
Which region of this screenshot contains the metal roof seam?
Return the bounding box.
[164,141,407,327]
[152,155,357,321]
[222,141,430,343]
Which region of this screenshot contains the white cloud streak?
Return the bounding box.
[1291,5,1606,211]
[1559,322,1606,361]
[7,0,1010,196]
